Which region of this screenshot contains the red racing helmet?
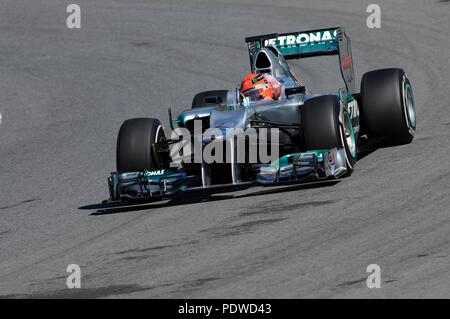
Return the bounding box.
[240,73,281,101]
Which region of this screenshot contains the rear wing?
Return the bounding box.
[245,27,356,93]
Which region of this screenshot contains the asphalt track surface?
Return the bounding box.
[0,0,449,298]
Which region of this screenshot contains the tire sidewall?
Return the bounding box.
[401,75,416,138]
[360,68,415,144]
[339,110,357,174]
[116,118,167,171]
[152,123,168,168]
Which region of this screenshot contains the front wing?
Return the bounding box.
[107,148,348,202]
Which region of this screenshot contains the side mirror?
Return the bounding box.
[285,86,306,96]
[205,96,224,104]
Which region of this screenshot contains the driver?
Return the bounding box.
[240,73,282,102]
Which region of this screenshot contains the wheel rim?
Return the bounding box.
[344,112,356,158]
[404,83,416,130]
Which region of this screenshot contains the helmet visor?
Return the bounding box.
[242,82,269,101]
[243,88,263,101]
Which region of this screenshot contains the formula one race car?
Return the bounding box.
[107,27,416,202]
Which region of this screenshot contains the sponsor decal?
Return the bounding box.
[347,100,360,134]
[324,149,337,176]
[264,30,337,47]
[145,169,165,176]
[342,55,352,70]
[327,151,336,166]
[347,100,359,119]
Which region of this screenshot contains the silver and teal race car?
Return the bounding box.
[106,27,416,202]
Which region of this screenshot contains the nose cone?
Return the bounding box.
[209,107,248,130]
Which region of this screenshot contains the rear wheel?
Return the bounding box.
[360,68,416,144]
[302,95,356,175]
[116,118,167,172]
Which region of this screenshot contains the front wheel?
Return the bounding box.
[302,95,357,176]
[116,118,168,172]
[339,110,357,175]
